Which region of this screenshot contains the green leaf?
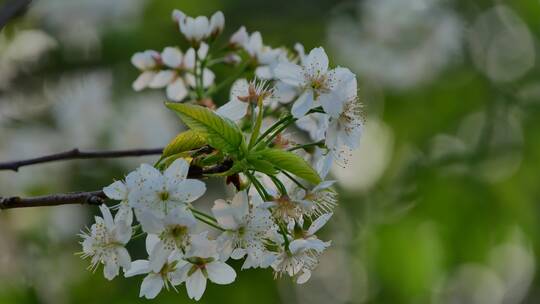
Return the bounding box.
[247,156,279,176]
[166,103,245,155]
[257,148,321,184]
[162,130,207,158]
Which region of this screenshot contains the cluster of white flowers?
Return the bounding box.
[80,9,364,301]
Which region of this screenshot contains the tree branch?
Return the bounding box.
[0,148,164,172]
[0,0,32,29]
[0,160,234,210]
[0,191,107,209]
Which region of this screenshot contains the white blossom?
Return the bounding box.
[325,76,363,152]
[216,78,276,121]
[296,112,329,142]
[209,11,225,37]
[176,11,225,43]
[175,233,237,301]
[103,179,133,225]
[137,208,197,272]
[212,191,276,268]
[149,47,195,101]
[131,50,160,91]
[290,181,337,216]
[80,205,132,280]
[271,215,332,284]
[125,235,186,299]
[229,26,248,47]
[127,158,206,218]
[274,47,355,118]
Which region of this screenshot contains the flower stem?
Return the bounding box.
[207,60,250,96]
[189,207,218,223]
[193,213,224,231]
[246,171,271,200]
[248,99,265,149]
[287,141,324,152]
[268,174,287,196]
[253,115,294,147]
[281,170,307,190]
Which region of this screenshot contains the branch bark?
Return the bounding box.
[0,160,234,210]
[0,148,164,172]
[0,191,107,209]
[0,0,32,29]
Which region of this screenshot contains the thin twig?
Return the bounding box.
[0,0,31,29]
[0,148,164,172]
[0,191,107,209]
[0,160,234,210]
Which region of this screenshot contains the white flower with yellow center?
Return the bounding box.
[274,47,355,118]
[290,181,337,216]
[325,76,364,151]
[80,205,132,280]
[212,191,276,268]
[137,208,197,272]
[175,233,237,301]
[216,78,276,121]
[272,214,332,284]
[127,158,206,218]
[124,235,186,299]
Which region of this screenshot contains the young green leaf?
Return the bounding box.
[166,103,245,155]
[162,130,207,158]
[257,148,321,184]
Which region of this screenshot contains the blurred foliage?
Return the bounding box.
[1,0,540,303]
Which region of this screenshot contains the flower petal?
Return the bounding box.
[137,211,164,234]
[212,199,239,230]
[140,273,164,299]
[305,47,329,76]
[99,205,115,231]
[116,247,132,270]
[132,71,156,91]
[164,158,190,184]
[166,78,188,101]
[296,269,311,284]
[103,180,127,201]
[206,261,236,284]
[291,90,314,118]
[145,234,160,255]
[186,269,207,301]
[216,100,249,121]
[307,213,333,235]
[170,179,206,203]
[124,260,150,277]
[149,70,176,88]
[103,259,119,280]
[162,47,183,68]
[274,62,304,87]
[149,242,172,273]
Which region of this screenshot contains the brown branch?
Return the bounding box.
[0,0,31,29]
[0,148,164,172]
[0,159,234,210]
[0,191,107,209]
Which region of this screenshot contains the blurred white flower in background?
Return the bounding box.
[29,0,146,57]
[0,127,67,195]
[331,119,394,192]
[468,5,535,83]
[429,106,524,183]
[0,91,53,126]
[0,29,57,89]
[47,70,114,148]
[433,229,535,304]
[327,0,462,89]
[109,93,181,168]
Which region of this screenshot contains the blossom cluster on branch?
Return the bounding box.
[80,9,364,301]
